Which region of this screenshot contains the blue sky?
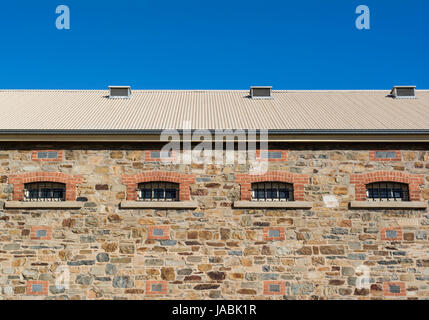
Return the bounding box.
[0,0,427,90]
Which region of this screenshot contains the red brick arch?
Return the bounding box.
[236,171,309,201]
[122,171,196,201]
[350,171,424,201]
[8,172,82,201]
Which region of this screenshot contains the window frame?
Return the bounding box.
[24,182,66,202]
[251,181,294,202]
[365,181,410,202]
[137,181,180,202]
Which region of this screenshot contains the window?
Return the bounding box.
[137,182,179,201]
[390,86,416,99]
[145,150,176,162]
[366,182,409,202]
[251,182,294,201]
[150,151,171,159]
[256,150,287,162]
[32,150,63,161]
[370,150,401,161]
[36,151,58,159]
[24,182,66,202]
[374,151,396,159]
[260,151,282,159]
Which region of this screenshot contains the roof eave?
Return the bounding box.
[0,129,429,143]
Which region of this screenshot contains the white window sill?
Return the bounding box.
[233,201,312,209]
[350,201,427,209]
[120,201,198,209]
[3,201,84,209]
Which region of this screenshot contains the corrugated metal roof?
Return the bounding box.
[0,89,428,132]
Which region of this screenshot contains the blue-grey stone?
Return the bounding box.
[80,235,96,243]
[96,253,110,262]
[106,264,117,275]
[49,285,66,294]
[323,235,340,240]
[228,250,242,256]
[347,277,357,286]
[347,253,366,260]
[76,275,93,285]
[67,260,95,266]
[3,243,20,250]
[112,276,133,288]
[193,212,204,217]
[291,283,314,295]
[95,277,111,281]
[377,260,398,265]
[84,202,97,208]
[416,231,427,240]
[159,240,177,246]
[260,273,278,280]
[332,227,348,235]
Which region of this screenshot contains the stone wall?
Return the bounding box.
[0,142,429,300]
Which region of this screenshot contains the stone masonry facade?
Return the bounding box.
[0,142,429,300]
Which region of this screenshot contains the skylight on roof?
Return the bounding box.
[390,86,416,99]
[109,86,132,99]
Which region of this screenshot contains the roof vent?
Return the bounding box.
[250,86,272,99]
[109,86,132,99]
[390,86,416,99]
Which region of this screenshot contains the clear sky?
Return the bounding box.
[0,0,427,90]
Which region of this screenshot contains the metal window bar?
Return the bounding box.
[366,182,409,202]
[251,182,294,201]
[137,182,179,202]
[24,182,66,202]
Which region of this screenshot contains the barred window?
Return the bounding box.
[366,182,409,201]
[137,182,179,201]
[251,182,294,201]
[24,182,66,202]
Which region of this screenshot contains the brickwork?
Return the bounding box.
[8,172,82,201]
[31,150,63,162]
[350,171,424,201]
[369,150,401,162]
[236,171,309,201]
[30,226,52,240]
[0,143,428,300]
[122,171,195,201]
